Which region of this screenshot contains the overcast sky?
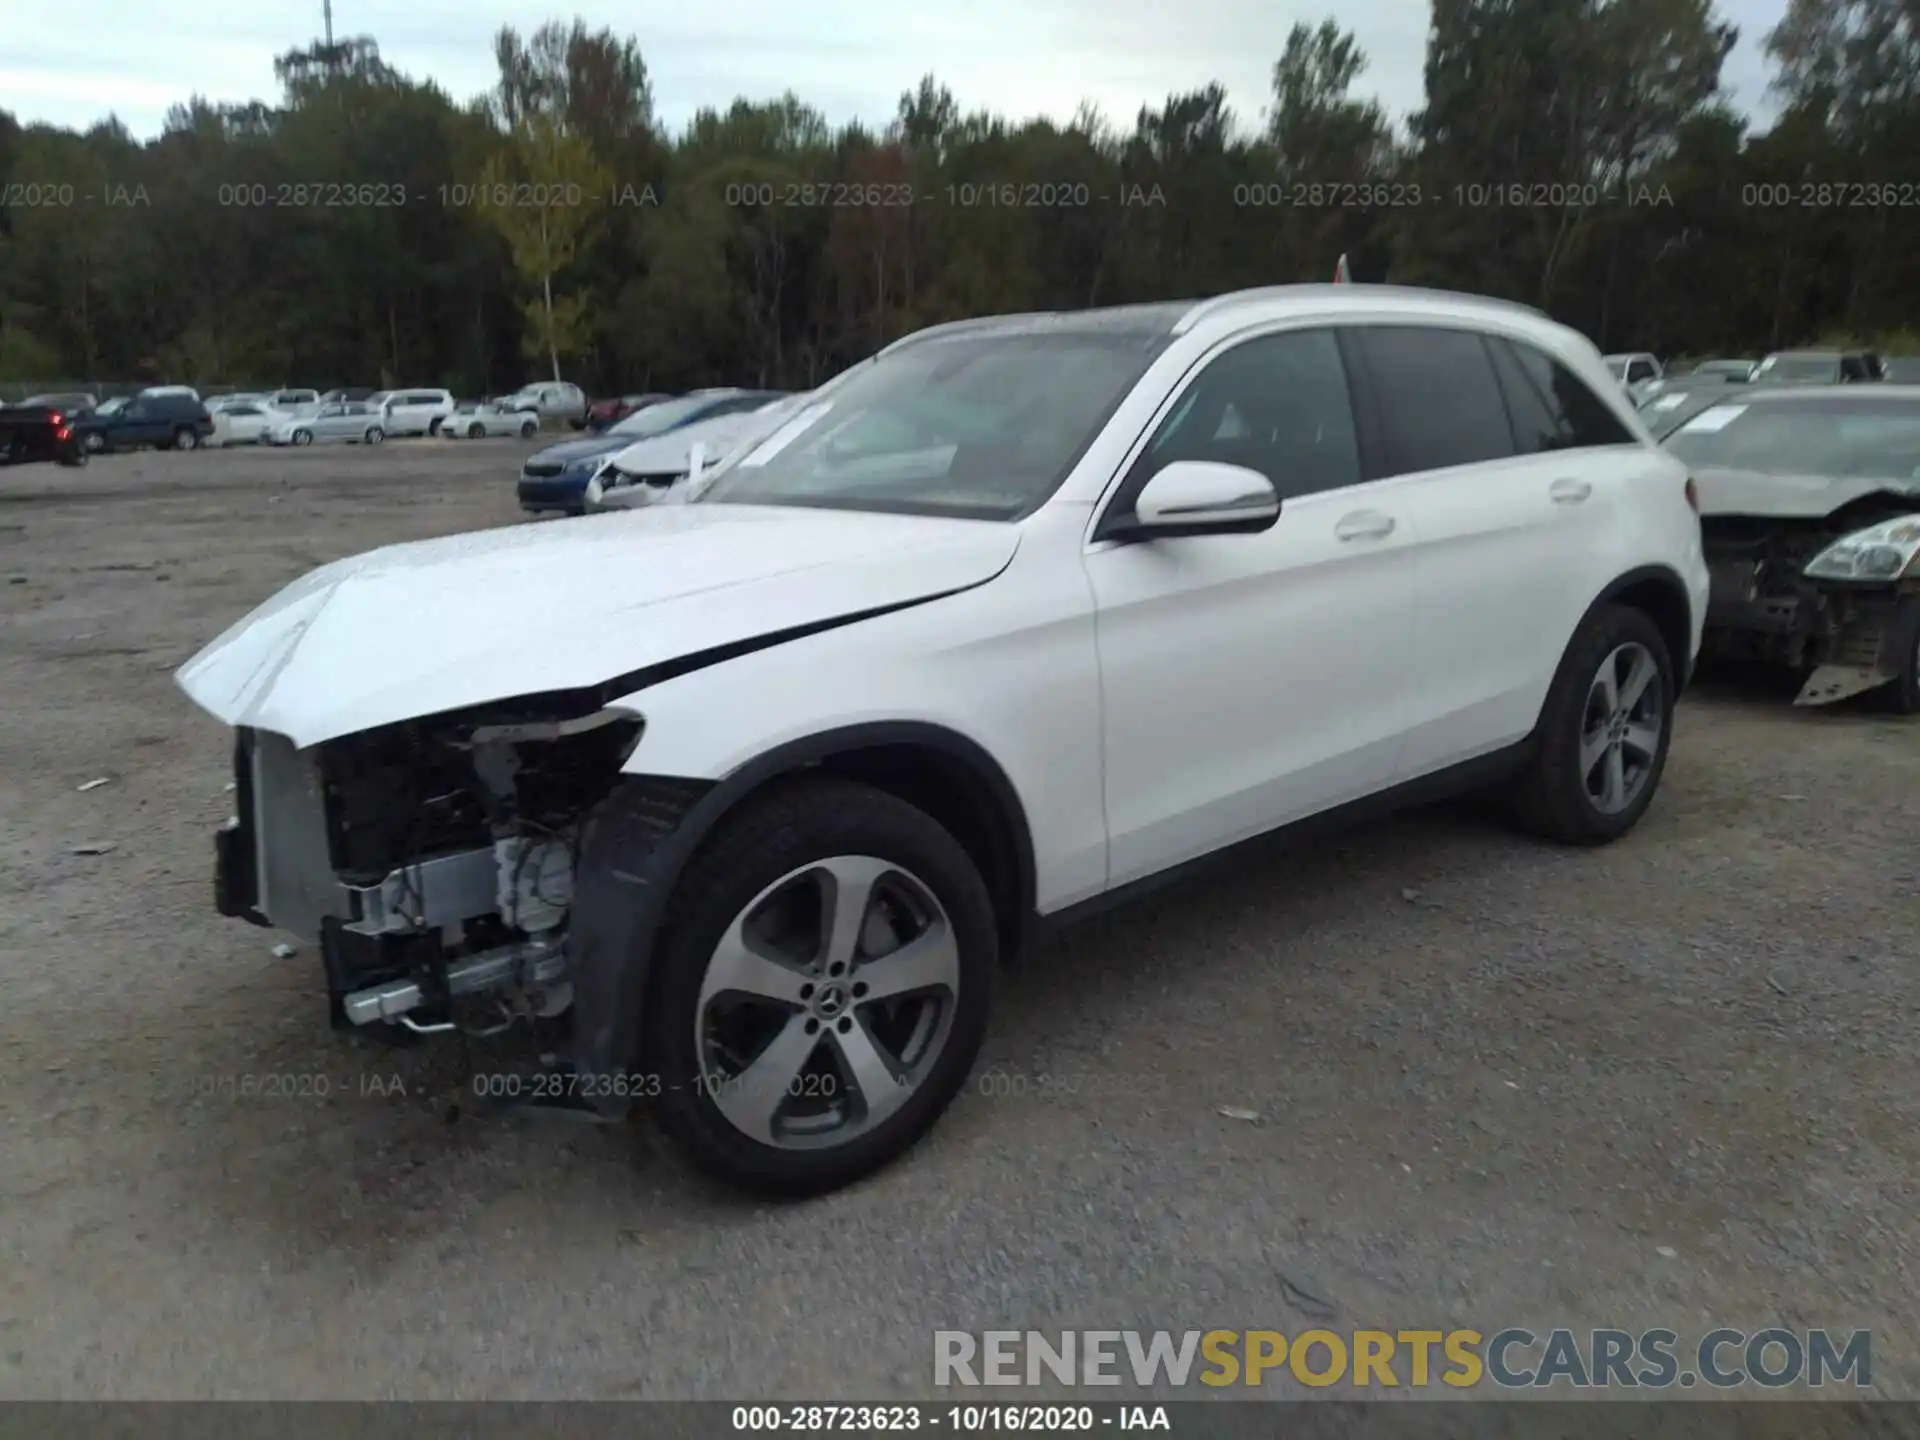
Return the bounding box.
[4,0,1791,141]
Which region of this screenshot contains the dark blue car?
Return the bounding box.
[517,389,788,515]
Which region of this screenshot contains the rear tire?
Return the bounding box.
[292,429,313,447]
[364,426,384,445]
[640,777,997,1195]
[1509,603,1676,845]
[173,427,198,451]
[519,420,537,438]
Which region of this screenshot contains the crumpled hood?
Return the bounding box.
[176,504,1019,748]
[1693,465,1920,520]
[607,415,759,475]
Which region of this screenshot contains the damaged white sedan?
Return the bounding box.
[178,285,1708,1194]
[1667,386,1920,710]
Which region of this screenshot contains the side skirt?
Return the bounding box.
[1029,737,1535,942]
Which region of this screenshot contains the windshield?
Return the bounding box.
[94,397,127,417]
[1664,399,1920,479]
[1753,355,1835,382]
[609,394,729,438]
[696,333,1161,519]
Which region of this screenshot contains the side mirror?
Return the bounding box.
[1116,460,1281,539]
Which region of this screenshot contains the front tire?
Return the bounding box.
[291,429,313,447]
[519,420,537,438]
[173,427,198,451]
[1509,603,1675,845]
[1880,596,1920,715]
[83,431,106,454]
[364,426,385,445]
[641,777,997,1195]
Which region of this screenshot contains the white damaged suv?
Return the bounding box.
[177,285,1709,1194]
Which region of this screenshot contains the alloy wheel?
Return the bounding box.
[1580,641,1663,815]
[694,855,961,1150]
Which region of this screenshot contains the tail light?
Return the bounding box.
[49,411,63,428]
[55,426,71,441]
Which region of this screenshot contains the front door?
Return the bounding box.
[1084,325,1425,889]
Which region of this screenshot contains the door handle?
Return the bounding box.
[1550,478,1593,504]
[1334,510,1396,541]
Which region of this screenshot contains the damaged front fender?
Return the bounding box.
[566,775,719,1117]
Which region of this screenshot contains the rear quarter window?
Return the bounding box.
[1489,337,1637,453]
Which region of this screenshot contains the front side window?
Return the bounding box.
[697,332,1162,519]
[1489,337,1637,454]
[1351,325,1517,476]
[1125,328,1362,506]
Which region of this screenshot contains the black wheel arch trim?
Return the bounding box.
[1587,563,1696,693]
[567,720,1038,1114]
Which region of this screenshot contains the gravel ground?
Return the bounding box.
[0,442,1915,1404]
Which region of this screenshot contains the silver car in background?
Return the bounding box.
[267,402,386,447]
[582,394,815,512]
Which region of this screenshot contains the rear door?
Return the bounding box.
[1348,325,1643,777]
[1085,325,1425,887]
[123,398,166,445]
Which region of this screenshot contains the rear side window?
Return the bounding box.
[1626,358,1657,383]
[1488,337,1636,453]
[1350,326,1515,476]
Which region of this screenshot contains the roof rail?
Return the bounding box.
[879,312,1055,356]
[1172,284,1548,335]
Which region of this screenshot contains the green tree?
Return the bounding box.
[480,112,610,382]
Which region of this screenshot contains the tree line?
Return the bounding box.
[1,0,1917,400]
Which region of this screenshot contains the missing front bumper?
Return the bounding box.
[1793,589,1912,705]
